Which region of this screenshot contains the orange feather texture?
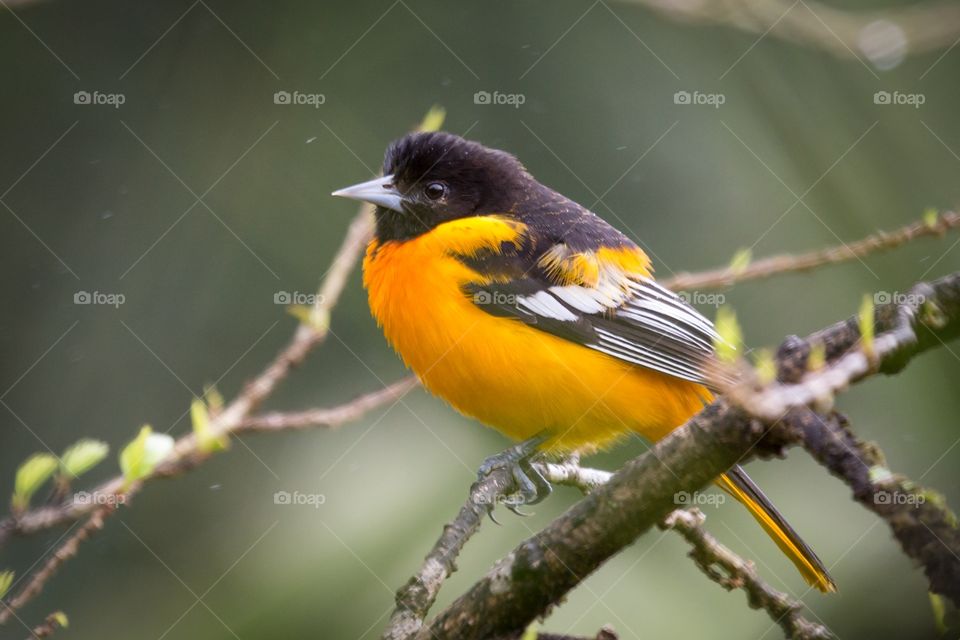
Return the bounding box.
[363,214,707,454]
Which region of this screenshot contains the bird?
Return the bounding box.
[332,130,836,593]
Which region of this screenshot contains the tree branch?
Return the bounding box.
[662,212,960,292]
[661,509,833,640]
[23,611,69,640]
[0,506,112,624]
[410,271,960,640]
[238,376,418,432]
[382,456,831,639]
[619,0,960,62]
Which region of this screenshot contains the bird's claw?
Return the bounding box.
[477,436,552,519]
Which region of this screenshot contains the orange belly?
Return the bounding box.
[363,216,709,453]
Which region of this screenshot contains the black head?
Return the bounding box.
[333,132,533,242]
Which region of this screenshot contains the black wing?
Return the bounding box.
[458,237,724,386]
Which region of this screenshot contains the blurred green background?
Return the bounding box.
[2,1,959,638]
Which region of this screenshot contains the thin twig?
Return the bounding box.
[383,454,826,640]
[239,376,418,431]
[0,204,377,552]
[381,460,521,640]
[24,611,69,640]
[661,509,833,640]
[663,212,960,292]
[0,506,112,624]
[1,373,408,550]
[620,0,960,61]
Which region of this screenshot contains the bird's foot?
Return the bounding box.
[477,436,552,517]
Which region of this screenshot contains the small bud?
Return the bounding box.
[287,304,329,332]
[807,341,827,371]
[868,465,893,484]
[120,426,175,486]
[51,611,69,629]
[203,384,225,415]
[418,105,446,133]
[858,294,876,361]
[922,207,939,230]
[930,593,947,635]
[520,622,539,640]
[921,300,947,329]
[191,398,228,454]
[728,247,752,275]
[713,306,742,364]
[0,570,14,599]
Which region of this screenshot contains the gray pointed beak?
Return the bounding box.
[332,174,403,212]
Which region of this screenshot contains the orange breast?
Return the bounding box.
[362,216,708,453]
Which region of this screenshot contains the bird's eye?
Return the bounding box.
[424,181,447,201]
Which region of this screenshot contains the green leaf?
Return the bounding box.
[12,453,58,511]
[923,207,939,229]
[120,426,175,486]
[191,398,228,454]
[286,304,329,332]
[60,439,109,480]
[728,247,752,274]
[858,294,875,359]
[203,384,224,415]
[713,307,742,363]
[752,348,776,385]
[0,570,14,600]
[417,105,446,133]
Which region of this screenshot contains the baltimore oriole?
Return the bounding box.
[333,131,836,592]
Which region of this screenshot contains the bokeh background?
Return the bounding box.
[2,1,959,639]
